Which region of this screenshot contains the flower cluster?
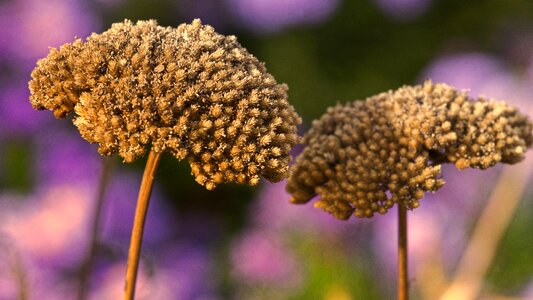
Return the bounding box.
[29,19,301,189]
[286,81,532,220]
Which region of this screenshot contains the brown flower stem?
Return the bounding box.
[398,204,409,300]
[124,149,162,300]
[77,158,115,300]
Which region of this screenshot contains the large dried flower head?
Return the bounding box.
[286,81,532,220]
[29,19,301,190]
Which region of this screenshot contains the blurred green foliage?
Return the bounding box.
[1,140,33,192]
[488,196,533,293]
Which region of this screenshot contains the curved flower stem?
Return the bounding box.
[124,149,162,300]
[398,204,409,300]
[78,158,115,300]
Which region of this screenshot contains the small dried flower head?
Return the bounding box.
[29,19,301,189]
[286,81,532,220]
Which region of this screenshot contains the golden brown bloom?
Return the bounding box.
[29,19,301,189]
[286,81,532,220]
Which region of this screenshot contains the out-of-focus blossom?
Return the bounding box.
[0,80,51,135]
[157,243,217,300]
[91,0,124,7]
[178,0,229,30]
[373,0,433,21]
[100,172,175,246]
[422,53,504,92]
[521,281,533,298]
[0,249,76,300]
[226,0,340,33]
[0,185,92,269]
[0,0,99,139]
[35,130,101,187]
[0,0,98,67]
[252,180,362,235]
[372,187,466,277]
[371,157,508,276]
[229,180,368,296]
[230,229,301,287]
[90,243,216,300]
[0,239,24,300]
[0,171,216,298]
[421,52,531,110]
[89,262,174,300]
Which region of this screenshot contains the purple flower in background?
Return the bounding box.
[230,180,368,289]
[0,248,76,300]
[178,0,229,31]
[157,243,217,300]
[421,52,532,109]
[230,229,301,287]
[0,185,92,269]
[370,162,509,279]
[0,171,214,299]
[89,262,175,300]
[100,172,176,246]
[0,80,51,136]
[89,262,172,300]
[522,281,533,298]
[422,53,505,94]
[372,191,462,277]
[0,0,98,68]
[252,180,363,236]
[0,238,26,300]
[90,243,216,300]
[226,0,340,33]
[91,0,124,7]
[373,0,433,21]
[35,130,102,187]
[0,0,99,138]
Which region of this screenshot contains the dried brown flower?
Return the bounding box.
[286,81,532,220]
[29,19,301,190]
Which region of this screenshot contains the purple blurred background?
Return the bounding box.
[1,0,532,299]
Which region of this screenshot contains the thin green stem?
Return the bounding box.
[124,149,162,300]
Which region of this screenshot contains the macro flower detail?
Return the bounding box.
[286,81,532,220]
[29,19,301,190]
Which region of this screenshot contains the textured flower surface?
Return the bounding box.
[29,19,301,190]
[286,81,532,220]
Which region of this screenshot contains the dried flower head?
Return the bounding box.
[29,19,301,190]
[286,81,532,220]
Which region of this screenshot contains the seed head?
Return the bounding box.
[286,81,532,220]
[29,19,301,189]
